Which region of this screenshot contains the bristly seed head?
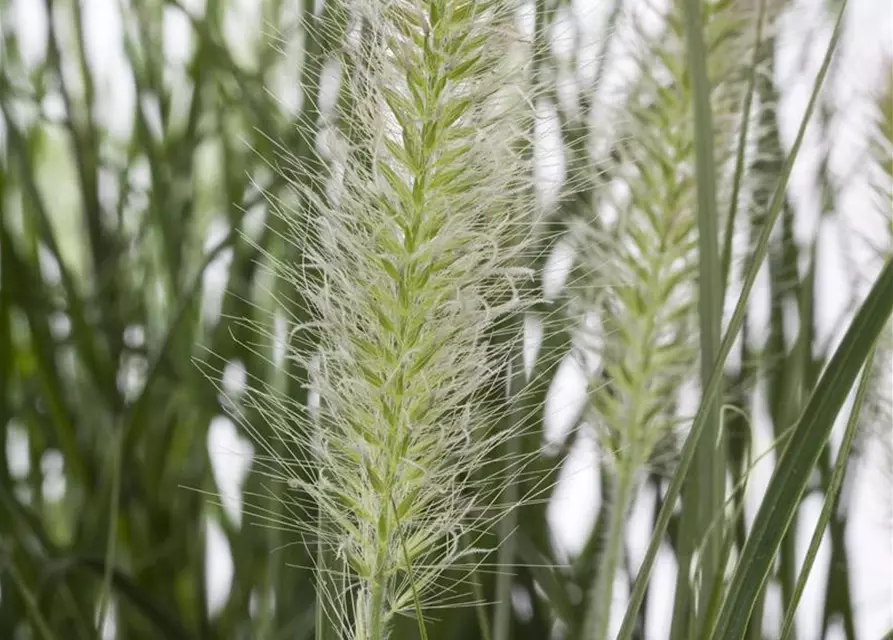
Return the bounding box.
[255,1,551,638]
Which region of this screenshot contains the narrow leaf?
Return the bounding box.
[710,259,893,639]
[778,349,877,639]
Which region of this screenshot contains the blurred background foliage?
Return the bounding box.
[0,0,890,639]
[0,0,322,636]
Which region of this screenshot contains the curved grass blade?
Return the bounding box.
[709,259,893,638]
[778,349,877,639]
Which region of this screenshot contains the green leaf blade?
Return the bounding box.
[709,257,893,639]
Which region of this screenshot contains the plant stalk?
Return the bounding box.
[367,569,386,640]
[588,462,636,640]
[366,474,395,640]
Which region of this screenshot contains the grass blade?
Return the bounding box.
[721,0,767,293]
[778,349,877,639]
[709,257,893,639]
[673,0,725,631]
[4,561,58,640]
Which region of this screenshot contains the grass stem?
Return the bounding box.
[585,462,636,640]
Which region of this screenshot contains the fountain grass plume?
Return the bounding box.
[232,1,575,638]
[572,0,759,637]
